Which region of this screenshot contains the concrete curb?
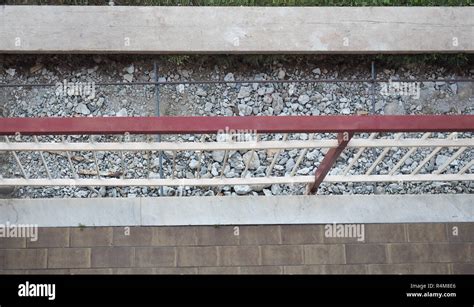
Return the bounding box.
[0,194,472,226]
[1,6,473,54]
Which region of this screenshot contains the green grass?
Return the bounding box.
[5,0,473,6]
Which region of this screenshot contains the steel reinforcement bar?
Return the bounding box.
[1,115,473,135]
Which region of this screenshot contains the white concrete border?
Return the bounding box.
[1,6,473,53]
[0,195,472,227]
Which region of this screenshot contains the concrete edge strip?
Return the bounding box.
[0,194,472,227]
[1,6,473,53]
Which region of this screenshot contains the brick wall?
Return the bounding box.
[0,223,472,274]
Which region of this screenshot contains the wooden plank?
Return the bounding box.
[0,138,473,152]
[389,132,431,176]
[342,132,377,175]
[365,133,403,175]
[0,6,472,54]
[0,174,472,187]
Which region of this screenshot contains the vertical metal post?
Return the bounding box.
[371,61,376,114]
[371,61,377,158]
[307,132,353,195]
[154,61,164,196]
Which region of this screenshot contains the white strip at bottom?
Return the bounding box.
[0,195,472,227]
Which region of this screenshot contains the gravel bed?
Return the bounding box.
[0,55,472,198]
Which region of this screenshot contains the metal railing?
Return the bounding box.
[0,115,472,195]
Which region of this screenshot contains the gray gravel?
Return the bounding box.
[0,55,472,198]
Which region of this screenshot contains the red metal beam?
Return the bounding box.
[307,132,354,194]
[0,115,473,136]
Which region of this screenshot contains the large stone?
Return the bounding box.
[237,87,251,99]
[234,185,252,195]
[384,101,405,115]
[435,155,449,167]
[125,64,134,74]
[75,103,90,115]
[196,88,207,97]
[116,108,128,117]
[238,104,253,116]
[123,74,133,82]
[224,73,235,82]
[212,151,225,163]
[189,159,200,170]
[271,93,284,114]
[457,82,473,100]
[298,94,310,104]
[277,69,286,80]
[242,151,260,170]
[5,68,16,76]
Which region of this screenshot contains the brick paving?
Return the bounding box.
[0,224,472,274]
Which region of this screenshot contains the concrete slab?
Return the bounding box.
[0,194,472,227]
[0,197,141,227]
[0,6,472,54]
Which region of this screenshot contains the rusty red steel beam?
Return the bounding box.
[0,115,473,136]
[307,132,354,195]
